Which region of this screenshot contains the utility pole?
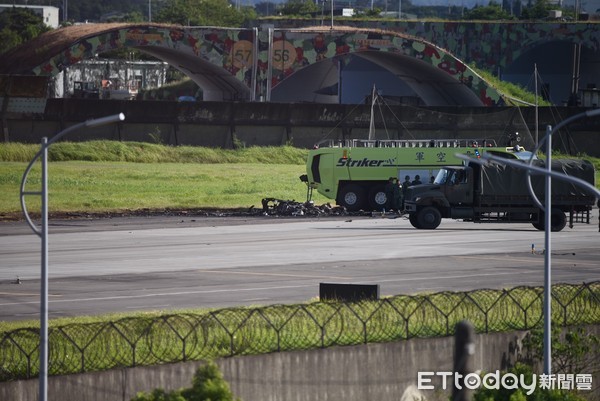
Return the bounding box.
[458,109,600,376]
[20,114,125,401]
[453,321,475,401]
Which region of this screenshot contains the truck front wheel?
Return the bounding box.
[338,184,366,212]
[417,206,441,229]
[409,213,421,229]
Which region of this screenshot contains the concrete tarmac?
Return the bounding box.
[1,211,598,321]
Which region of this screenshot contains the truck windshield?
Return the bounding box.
[434,169,449,185]
[488,149,537,161]
[514,151,537,160]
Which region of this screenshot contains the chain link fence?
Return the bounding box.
[1,281,598,381]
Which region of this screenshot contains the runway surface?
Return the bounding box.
[1,212,599,321]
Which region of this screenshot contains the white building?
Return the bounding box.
[0,4,60,28]
[54,59,170,98]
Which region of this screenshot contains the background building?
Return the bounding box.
[0,4,59,28]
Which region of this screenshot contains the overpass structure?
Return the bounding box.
[1,21,599,106]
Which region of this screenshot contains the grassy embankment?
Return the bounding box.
[0,141,331,217]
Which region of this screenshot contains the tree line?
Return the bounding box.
[0,0,586,55]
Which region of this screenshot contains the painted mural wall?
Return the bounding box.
[22,21,600,105]
[30,25,503,105]
[262,20,600,103]
[267,20,600,72]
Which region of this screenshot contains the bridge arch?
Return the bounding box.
[0,23,507,105]
[267,28,506,106]
[271,50,486,106]
[136,44,253,101]
[0,23,258,101]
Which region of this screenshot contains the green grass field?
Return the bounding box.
[1,141,599,218]
[0,161,330,215]
[0,142,331,217]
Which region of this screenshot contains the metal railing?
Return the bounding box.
[314,138,499,148]
[1,281,598,381]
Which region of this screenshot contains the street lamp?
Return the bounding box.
[523,108,600,375]
[331,0,334,29]
[20,113,125,401]
[458,108,600,376]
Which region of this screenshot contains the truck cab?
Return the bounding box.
[404,166,475,229]
[431,167,473,206]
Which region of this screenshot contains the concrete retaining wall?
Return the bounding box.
[3,100,600,156]
[5,327,597,401]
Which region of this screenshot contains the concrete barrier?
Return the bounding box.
[2,326,597,401]
[3,100,600,156]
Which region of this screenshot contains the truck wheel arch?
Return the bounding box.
[414,194,451,210]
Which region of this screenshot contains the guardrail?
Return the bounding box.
[1,281,598,381]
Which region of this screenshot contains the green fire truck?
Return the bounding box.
[300,138,533,211]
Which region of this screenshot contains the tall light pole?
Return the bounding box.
[457,108,600,376]
[20,113,125,401]
[331,0,334,29]
[149,0,152,22]
[524,108,600,375]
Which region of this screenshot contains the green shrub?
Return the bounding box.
[521,325,600,377]
[475,326,599,401]
[474,363,588,401]
[131,361,240,401]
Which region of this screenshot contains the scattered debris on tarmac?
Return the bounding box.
[0,200,394,222]
[260,198,348,217]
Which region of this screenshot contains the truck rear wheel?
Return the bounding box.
[532,208,567,232]
[368,185,387,210]
[417,206,441,229]
[338,184,366,211]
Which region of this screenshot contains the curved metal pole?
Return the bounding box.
[524,109,600,376]
[462,151,600,376]
[19,113,124,401]
[20,114,125,232]
[461,108,600,377]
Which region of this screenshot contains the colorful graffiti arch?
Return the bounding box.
[266,28,504,105]
[0,23,508,105]
[7,21,600,105]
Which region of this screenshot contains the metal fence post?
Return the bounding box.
[453,320,475,401]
